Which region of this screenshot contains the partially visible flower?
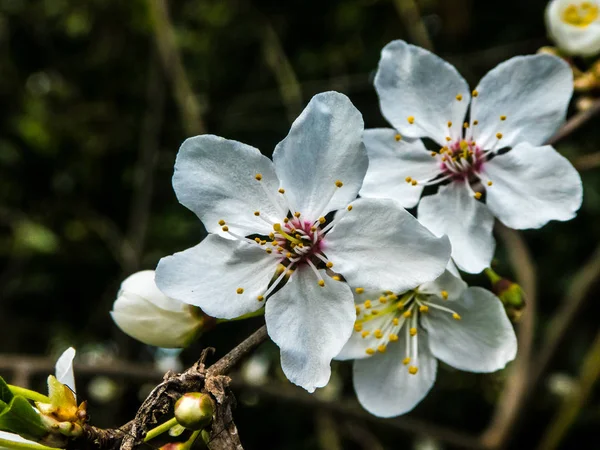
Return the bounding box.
[111,270,206,348]
[156,92,451,392]
[360,40,582,273]
[336,272,517,417]
[546,0,600,56]
[0,431,43,450]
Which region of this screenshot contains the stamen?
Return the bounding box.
[356,287,365,294]
[377,345,387,353]
[395,133,402,141]
[456,94,463,101]
[236,288,244,294]
[407,116,415,124]
[366,348,375,355]
[306,259,325,287]
[441,290,449,300]
[408,366,418,375]
[472,90,478,97]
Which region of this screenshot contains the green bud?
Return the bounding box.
[174,393,214,431]
[484,268,526,322]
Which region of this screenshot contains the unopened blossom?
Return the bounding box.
[336,272,517,417]
[546,0,600,56]
[360,40,583,273]
[111,270,204,348]
[155,92,451,393]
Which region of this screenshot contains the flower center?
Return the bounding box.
[353,288,461,375]
[562,2,599,27]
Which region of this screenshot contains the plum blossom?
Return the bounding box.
[110,270,204,348]
[336,272,517,417]
[155,91,451,392]
[360,40,583,273]
[546,0,600,56]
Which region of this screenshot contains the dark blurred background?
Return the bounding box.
[1,0,599,449]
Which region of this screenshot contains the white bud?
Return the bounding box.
[110,270,203,348]
[546,0,600,56]
[174,393,214,430]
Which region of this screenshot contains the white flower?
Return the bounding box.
[55,347,76,394]
[155,91,452,392]
[336,271,517,417]
[546,0,600,56]
[360,40,583,273]
[110,270,203,348]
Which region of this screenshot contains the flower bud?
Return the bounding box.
[546,0,600,57]
[111,270,210,348]
[484,268,526,322]
[174,393,214,430]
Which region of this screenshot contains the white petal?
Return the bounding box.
[326,198,451,293]
[417,270,467,301]
[446,259,461,278]
[482,143,583,229]
[422,287,517,373]
[417,183,495,274]
[546,0,600,56]
[111,293,201,348]
[119,270,183,313]
[266,267,355,393]
[273,92,367,220]
[336,313,392,361]
[55,347,76,394]
[359,129,440,209]
[0,431,40,446]
[174,135,285,238]
[471,54,572,149]
[374,40,470,145]
[155,235,280,319]
[353,332,437,417]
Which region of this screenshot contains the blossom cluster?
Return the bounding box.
[111,40,582,417]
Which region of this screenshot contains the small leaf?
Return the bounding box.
[0,378,14,403]
[0,396,47,439]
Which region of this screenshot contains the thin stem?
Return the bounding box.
[143,416,179,442]
[7,385,49,403]
[182,429,201,450]
[546,97,600,146]
[207,325,268,376]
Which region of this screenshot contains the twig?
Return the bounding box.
[147,0,205,136]
[207,326,268,376]
[480,225,537,449]
[391,0,433,51]
[573,151,600,171]
[546,97,600,146]
[536,330,600,450]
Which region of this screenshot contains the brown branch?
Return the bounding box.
[573,151,600,171]
[207,326,268,376]
[480,225,537,449]
[391,0,433,51]
[546,97,600,146]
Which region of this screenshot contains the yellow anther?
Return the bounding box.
[278,188,285,194]
[283,217,289,223]
[354,323,363,332]
[326,262,333,268]
[254,211,260,216]
[403,310,412,318]
[442,156,447,162]
[356,287,365,294]
[254,237,261,243]
[255,173,263,181]
[355,305,361,314]
[236,288,244,294]
[318,280,325,287]
[463,122,469,128]
[377,344,387,353]
[474,192,482,200]
[487,180,493,186]
[257,295,264,301]
[562,3,599,27]
[332,275,341,281]
[411,180,418,186]
[374,329,383,339]
[395,133,402,141]
[389,333,399,342]
[310,226,317,232]
[419,305,429,313]
[388,294,398,301]
[496,132,503,139]
[379,296,387,304]
[408,366,419,375]
[473,120,479,125]
[347,205,353,211]
[269,232,275,239]
[364,300,372,309]
[456,94,463,101]
[265,248,272,254]
[335,180,343,188]
[472,90,479,97]
[402,357,411,365]
[446,136,452,142]
[286,252,292,259]
[441,290,449,300]
[405,176,412,183]
[431,151,437,157]
[371,310,379,315]
[366,348,376,355]
[273,223,282,231]
[393,318,399,326]
[319,217,326,224]
[453,313,462,320]
[500,115,507,121]
[409,327,417,336]
[361,330,370,338]
[447,121,453,127]
[218,219,226,226]
[222,226,229,232]
[397,301,405,310]
[407,116,415,124]
[294,212,301,218]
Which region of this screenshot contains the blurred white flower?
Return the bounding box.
[546,0,600,56]
[111,270,203,348]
